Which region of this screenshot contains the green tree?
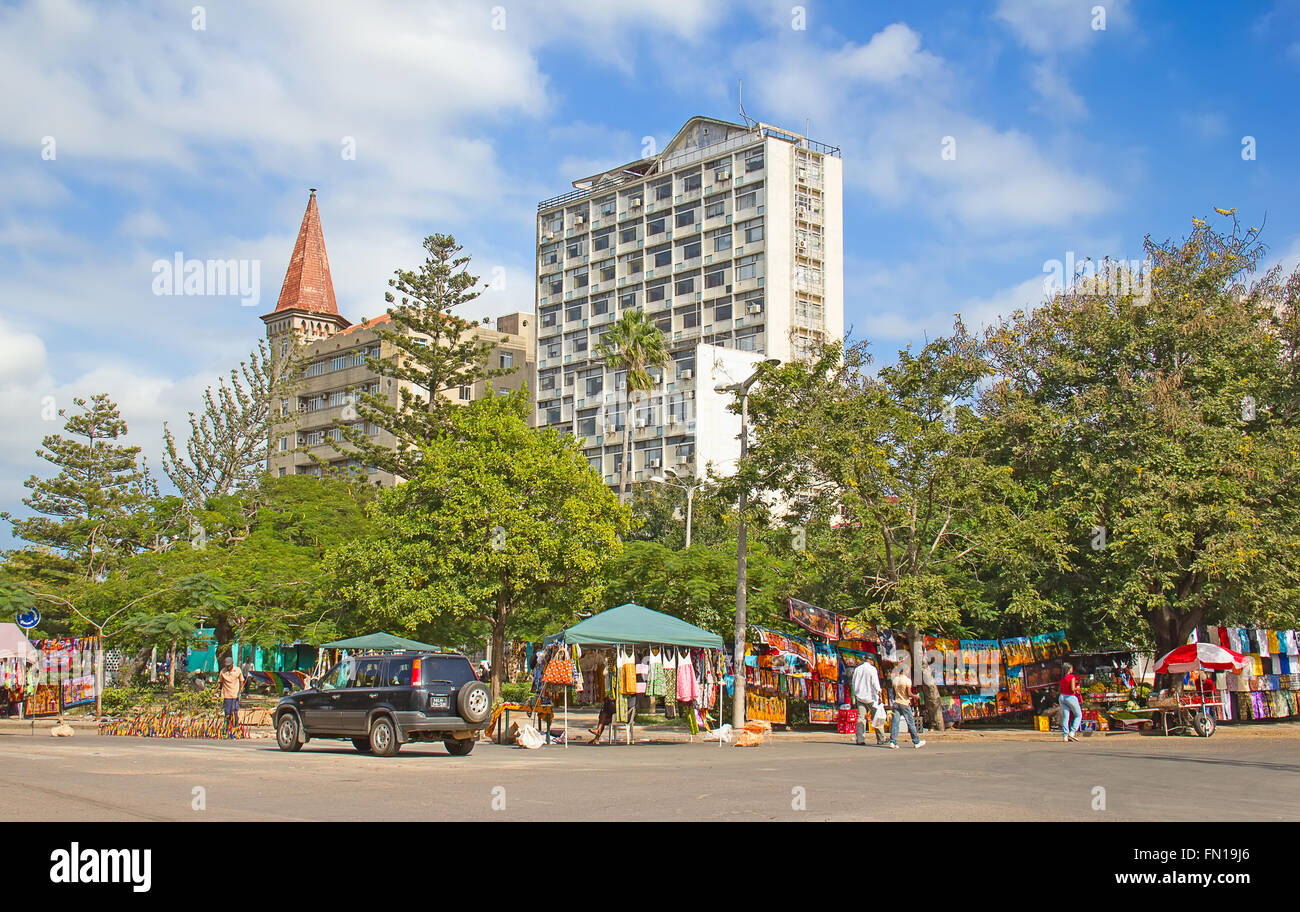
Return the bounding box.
[3,394,156,581]
[593,309,670,501]
[329,392,631,701]
[982,212,1300,661]
[337,234,513,478]
[162,340,298,509]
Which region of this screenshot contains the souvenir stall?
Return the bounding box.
[0,623,39,718]
[1200,626,1300,723]
[22,635,102,717]
[555,603,726,746]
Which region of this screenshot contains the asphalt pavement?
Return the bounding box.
[2,725,1297,821]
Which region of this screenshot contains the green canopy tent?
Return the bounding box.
[555,604,725,746]
[562,603,723,648]
[321,633,439,651]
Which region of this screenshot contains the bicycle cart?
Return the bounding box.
[1149,641,1247,738]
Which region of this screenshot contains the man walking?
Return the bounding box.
[217,656,243,727]
[851,658,886,746]
[886,665,926,750]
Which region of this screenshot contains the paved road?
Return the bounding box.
[2,730,1297,821]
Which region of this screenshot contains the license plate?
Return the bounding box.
[429,695,450,710]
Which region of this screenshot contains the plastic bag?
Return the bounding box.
[515,724,545,750]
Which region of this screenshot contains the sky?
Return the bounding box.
[1,0,1298,538]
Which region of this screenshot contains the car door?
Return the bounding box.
[380,655,415,714]
[342,657,386,734]
[304,659,354,732]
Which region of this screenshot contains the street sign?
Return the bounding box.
[16,607,40,629]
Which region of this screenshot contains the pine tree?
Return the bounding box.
[2,394,155,580]
[337,234,513,479]
[161,340,298,508]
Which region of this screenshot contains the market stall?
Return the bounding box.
[544,603,727,746]
[0,623,38,718]
[1200,625,1300,722]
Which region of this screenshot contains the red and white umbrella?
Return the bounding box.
[1154,642,1246,674]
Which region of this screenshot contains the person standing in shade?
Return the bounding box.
[851,658,886,746]
[217,656,244,726]
[886,666,926,749]
[1058,662,1082,742]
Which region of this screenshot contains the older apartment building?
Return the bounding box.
[534,116,843,487]
[261,191,536,487]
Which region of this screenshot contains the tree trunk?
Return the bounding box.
[1150,604,1206,691]
[214,615,234,666]
[167,641,176,696]
[620,387,632,501]
[489,604,507,705]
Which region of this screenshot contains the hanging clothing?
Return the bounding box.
[617,646,637,695]
[677,650,698,702]
[647,647,668,697]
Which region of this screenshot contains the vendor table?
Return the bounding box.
[486,702,555,745]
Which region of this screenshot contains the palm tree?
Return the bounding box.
[593,309,670,501]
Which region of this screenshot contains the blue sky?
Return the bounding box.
[1,0,1298,537]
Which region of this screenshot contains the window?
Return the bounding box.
[544,405,561,425]
[541,306,560,327]
[675,207,697,229]
[713,302,733,321]
[548,277,562,295]
[546,342,561,359]
[567,238,586,259]
[573,266,589,288]
[320,660,354,690]
[682,172,701,192]
[705,268,726,289]
[599,263,615,282]
[619,290,638,310]
[745,149,764,172]
[566,303,583,322]
[577,409,597,437]
[597,195,616,217]
[737,190,758,211]
[736,254,762,280]
[745,222,764,243]
[540,372,557,391]
[651,244,672,268]
[676,276,695,296]
[387,658,414,687]
[652,178,672,201]
[683,309,699,329]
[625,256,643,276]
[655,315,671,333]
[354,658,384,689]
[620,225,640,244]
[712,229,732,253]
[593,228,613,251]
[583,370,603,396]
[647,279,669,302]
[574,334,589,353]
[592,295,610,315]
[277,466,286,477]
[680,240,701,261]
[500,352,514,369]
[459,384,471,400]
[279,436,288,452]
[646,217,666,237]
[705,198,726,219]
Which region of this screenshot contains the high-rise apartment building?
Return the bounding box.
[533,116,842,487]
[262,191,536,487]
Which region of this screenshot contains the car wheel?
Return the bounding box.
[458,682,491,724]
[444,737,475,756]
[369,716,399,757]
[351,737,372,753]
[276,713,303,752]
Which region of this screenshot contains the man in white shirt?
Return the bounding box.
[851,659,885,746]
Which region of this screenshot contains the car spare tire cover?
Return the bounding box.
[458,681,491,723]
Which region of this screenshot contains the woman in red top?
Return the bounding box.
[1058,663,1082,743]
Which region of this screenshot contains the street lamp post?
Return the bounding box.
[650,468,704,549]
[717,358,780,730]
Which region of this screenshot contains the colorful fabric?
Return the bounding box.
[787,597,840,639]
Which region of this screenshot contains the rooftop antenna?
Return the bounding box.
[739,79,754,129]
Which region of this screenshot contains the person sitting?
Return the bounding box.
[587,699,616,744]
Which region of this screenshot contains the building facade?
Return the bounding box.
[262,191,536,487]
[533,116,843,488]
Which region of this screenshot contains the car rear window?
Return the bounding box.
[420,655,474,687]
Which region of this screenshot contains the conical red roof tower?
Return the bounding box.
[261,190,350,336]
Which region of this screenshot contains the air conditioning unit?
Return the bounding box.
[748,303,763,315]
[797,240,808,252]
[717,169,730,180]
[677,454,690,465]
[681,369,693,380]
[649,458,661,469]
[797,168,807,179]
[631,197,643,208]
[544,232,554,241]
[575,216,585,227]
[635,419,646,428]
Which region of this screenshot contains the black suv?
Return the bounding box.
[274,652,491,757]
